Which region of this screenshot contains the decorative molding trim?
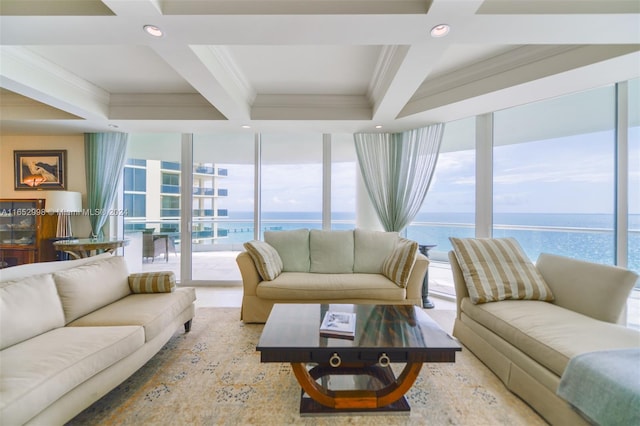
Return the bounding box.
[252,94,371,120]
[1,46,110,106]
[402,44,640,118]
[367,45,407,105]
[163,1,433,15]
[413,45,577,100]
[109,93,226,120]
[202,46,256,105]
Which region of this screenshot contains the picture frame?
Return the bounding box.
[14,150,67,190]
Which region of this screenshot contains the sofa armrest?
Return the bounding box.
[236,251,262,297]
[536,253,638,324]
[448,251,468,320]
[405,253,429,302]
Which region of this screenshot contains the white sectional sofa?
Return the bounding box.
[0,254,196,426]
[237,228,428,323]
[449,238,639,426]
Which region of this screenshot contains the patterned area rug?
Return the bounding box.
[67,308,545,425]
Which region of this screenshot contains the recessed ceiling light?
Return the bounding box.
[375,125,383,129]
[143,25,163,37]
[108,124,119,129]
[241,125,251,129]
[430,24,450,38]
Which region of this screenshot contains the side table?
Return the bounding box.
[53,238,129,259]
[418,244,437,309]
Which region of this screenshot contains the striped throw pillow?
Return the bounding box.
[128,271,176,293]
[243,240,283,281]
[450,237,554,304]
[382,238,418,288]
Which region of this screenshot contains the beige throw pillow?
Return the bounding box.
[353,228,399,273]
[243,240,283,281]
[450,237,554,304]
[129,271,176,293]
[382,238,418,288]
[309,230,354,273]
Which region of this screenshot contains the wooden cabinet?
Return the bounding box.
[0,199,57,268]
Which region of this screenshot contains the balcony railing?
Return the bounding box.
[192,209,229,217]
[193,166,228,176]
[161,161,181,171]
[192,187,228,196]
[161,184,180,194]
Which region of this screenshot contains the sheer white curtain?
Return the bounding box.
[84,132,129,238]
[354,124,444,232]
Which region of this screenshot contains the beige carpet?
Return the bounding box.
[67,308,546,425]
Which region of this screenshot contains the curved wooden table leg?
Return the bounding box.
[291,362,423,410]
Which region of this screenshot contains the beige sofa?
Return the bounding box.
[237,228,428,323]
[450,250,640,425]
[0,254,196,426]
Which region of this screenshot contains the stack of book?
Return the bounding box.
[319,311,356,340]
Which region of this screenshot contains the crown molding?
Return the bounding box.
[252,94,371,120]
[367,45,408,106]
[109,93,226,120]
[200,45,256,105]
[401,44,640,118]
[0,46,110,119]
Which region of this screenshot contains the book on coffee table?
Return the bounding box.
[319,311,356,339]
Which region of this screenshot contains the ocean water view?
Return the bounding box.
[213,211,640,274]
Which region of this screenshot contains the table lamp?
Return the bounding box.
[45,191,82,238]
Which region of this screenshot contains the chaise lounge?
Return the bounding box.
[449,237,639,425]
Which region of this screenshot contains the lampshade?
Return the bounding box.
[45,191,82,238]
[45,191,82,214]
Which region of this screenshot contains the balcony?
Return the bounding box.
[161,184,180,194]
[193,187,215,196]
[161,161,181,171]
[194,166,215,174]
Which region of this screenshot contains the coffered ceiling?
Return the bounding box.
[0,0,638,135]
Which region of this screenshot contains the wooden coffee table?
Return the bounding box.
[256,303,461,415]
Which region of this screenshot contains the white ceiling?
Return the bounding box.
[0,0,638,135]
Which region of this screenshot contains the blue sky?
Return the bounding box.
[218,128,639,217]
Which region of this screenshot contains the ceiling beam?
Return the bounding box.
[0,46,109,121]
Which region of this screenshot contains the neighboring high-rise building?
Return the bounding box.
[123,159,229,248]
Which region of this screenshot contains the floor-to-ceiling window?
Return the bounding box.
[628,78,639,278]
[331,133,357,230]
[192,133,255,282]
[406,117,476,262]
[123,134,182,279]
[260,133,323,237]
[493,86,616,264]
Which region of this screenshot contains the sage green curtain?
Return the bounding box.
[354,124,444,232]
[84,132,129,238]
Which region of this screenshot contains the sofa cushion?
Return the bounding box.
[53,255,131,323]
[68,287,196,342]
[256,272,406,301]
[382,238,418,288]
[353,229,399,273]
[309,230,354,273]
[0,274,65,350]
[461,298,640,376]
[264,229,310,272]
[0,325,144,426]
[450,237,554,304]
[243,240,283,280]
[129,271,176,293]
